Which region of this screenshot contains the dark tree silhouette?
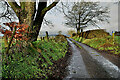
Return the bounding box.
[61,2,110,34]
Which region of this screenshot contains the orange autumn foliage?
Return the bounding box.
[0,22,30,42]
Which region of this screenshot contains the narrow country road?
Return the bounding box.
[63,39,90,80]
[64,38,120,79]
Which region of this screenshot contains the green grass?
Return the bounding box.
[33,40,67,61]
[0,39,2,43]
[72,35,120,55]
[71,40,82,49]
[0,38,3,46]
[0,39,2,53]
[83,36,120,55]
[0,38,5,52]
[2,39,68,79]
[72,36,82,42]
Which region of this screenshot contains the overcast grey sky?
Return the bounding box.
[40,2,118,36]
[0,0,119,36]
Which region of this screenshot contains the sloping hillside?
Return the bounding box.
[72,29,110,39]
[85,29,110,39]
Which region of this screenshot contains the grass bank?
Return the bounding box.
[2,38,68,79]
[72,36,120,55]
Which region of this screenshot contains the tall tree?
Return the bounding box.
[1,0,59,41]
[62,2,110,34]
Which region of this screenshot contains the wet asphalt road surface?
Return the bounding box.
[64,38,120,79]
[63,39,90,80]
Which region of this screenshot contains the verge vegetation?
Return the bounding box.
[2,37,68,79]
[72,35,120,56]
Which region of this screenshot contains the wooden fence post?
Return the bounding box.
[40,37,42,41]
[46,31,49,41]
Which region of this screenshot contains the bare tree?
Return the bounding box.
[61,2,110,34]
[43,18,54,28]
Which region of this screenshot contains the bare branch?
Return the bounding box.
[62,2,109,30]
[7,0,21,17]
[41,0,60,15]
[43,18,54,28]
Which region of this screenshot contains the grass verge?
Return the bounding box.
[72,36,120,55]
[2,39,68,79]
[70,39,82,49]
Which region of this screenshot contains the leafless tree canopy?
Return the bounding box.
[60,2,110,33]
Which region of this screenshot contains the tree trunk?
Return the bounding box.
[77,27,80,34]
[18,2,46,42]
[30,15,45,41]
[76,24,80,35]
[77,13,81,35]
[19,2,36,31]
[28,2,47,41]
[80,29,84,42]
[8,1,59,42]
